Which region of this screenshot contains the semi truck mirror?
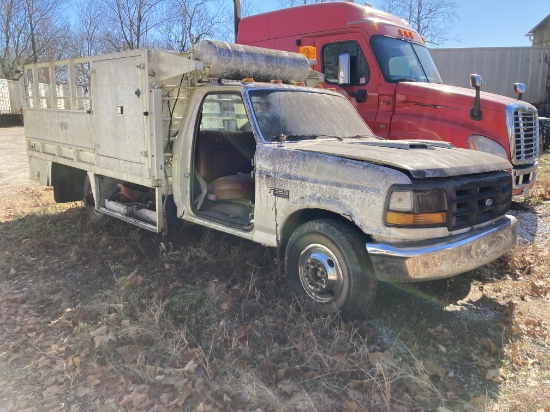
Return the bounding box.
[338,53,351,85]
[470,74,483,89]
[514,83,525,101]
[470,74,483,121]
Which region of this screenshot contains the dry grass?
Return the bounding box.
[0,131,548,410]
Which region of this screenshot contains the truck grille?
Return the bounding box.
[511,107,539,163]
[449,172,512,231]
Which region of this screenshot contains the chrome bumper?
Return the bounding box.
[512,162,537,193]
[366,215,517,282]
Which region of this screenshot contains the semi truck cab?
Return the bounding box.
[237,1,540,195]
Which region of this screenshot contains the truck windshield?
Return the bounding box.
[371,37,443,84]
[248,89,374,142]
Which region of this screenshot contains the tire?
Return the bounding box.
[285,219,378,320]
[83,175,110,226]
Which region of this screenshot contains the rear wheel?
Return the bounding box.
[83,175,110,226]
[285,219,378,319]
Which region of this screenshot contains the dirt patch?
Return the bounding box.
[0,127,549,411]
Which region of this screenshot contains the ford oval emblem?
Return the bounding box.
[485,198,494,207]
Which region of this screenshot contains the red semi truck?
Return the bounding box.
[236,1,539,195]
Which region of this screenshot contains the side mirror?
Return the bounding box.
[338,53,351,85]
[470,73,483,121]
[514,82,525,101]
[470,74,483,89]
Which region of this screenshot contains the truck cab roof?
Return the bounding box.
[238,2,423,45]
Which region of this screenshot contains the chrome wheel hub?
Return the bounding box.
[298,244,343,303]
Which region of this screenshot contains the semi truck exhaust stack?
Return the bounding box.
[234,0,241,42]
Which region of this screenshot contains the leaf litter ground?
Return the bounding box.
[0,127,549,411]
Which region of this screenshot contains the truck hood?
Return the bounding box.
[291,139,511,179]
[396,82,517,111]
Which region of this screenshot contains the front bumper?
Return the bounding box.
[512,162,537,195]
[366,215,517,282]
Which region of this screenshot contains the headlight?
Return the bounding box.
[386,189,447,227]
[468,135,508,159]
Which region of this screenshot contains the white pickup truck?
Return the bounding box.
[21,41,517,318]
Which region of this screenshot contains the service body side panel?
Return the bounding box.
[25,110,94,150]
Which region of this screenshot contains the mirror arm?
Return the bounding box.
[341,85,367,103]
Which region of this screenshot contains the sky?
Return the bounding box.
[252,0,549,48]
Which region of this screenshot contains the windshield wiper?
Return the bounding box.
[270,134,344,142]
[394,77,418,83]
[347,134,378,139]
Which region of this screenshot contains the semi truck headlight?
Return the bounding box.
[386,189,447,227]
[468,135,508,159]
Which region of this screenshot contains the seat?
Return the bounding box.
[194,131,256,209]
[207,173,255,200]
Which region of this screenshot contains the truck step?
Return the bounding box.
[101,200,158,232]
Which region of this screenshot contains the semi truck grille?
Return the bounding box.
[449,172,512,231]
[512,108,539,162]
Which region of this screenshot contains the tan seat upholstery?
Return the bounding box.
[208,173,255,200]
[195,131,256,206]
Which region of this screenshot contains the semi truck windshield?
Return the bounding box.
[371,37,443,84]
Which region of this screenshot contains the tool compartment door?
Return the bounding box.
[91,51,148,166]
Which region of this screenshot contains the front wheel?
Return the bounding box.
[285,219,378,320]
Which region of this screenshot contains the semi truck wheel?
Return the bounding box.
[83,175,110,226]
[285,219,378,319]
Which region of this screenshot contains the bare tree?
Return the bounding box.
[24,0,67,63]
[0,0,27,78]
[70,0,112,57]
[241,0,258,17]
[0,0,68,78]
[101,0,165,51]
[380,0,458,46]
[160,0,230,52]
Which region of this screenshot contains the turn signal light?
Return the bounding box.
[299,46,316,60]
[386,211,447,226]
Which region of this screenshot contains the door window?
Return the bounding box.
[322,41,370,85]
[200,93,251,132]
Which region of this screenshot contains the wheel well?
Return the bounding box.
[51,163,87,203]
[279,209,370,255]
